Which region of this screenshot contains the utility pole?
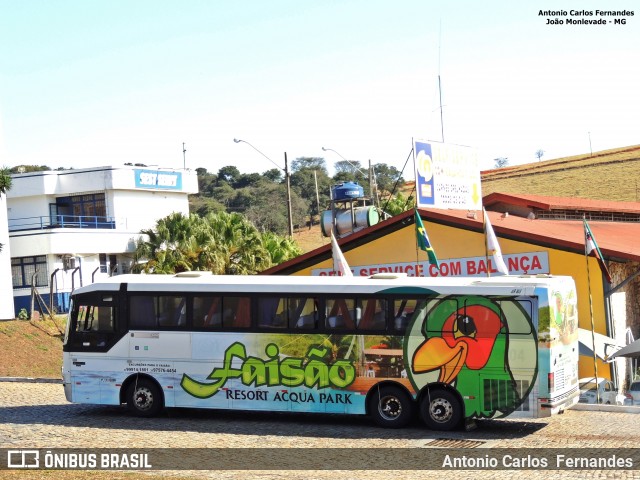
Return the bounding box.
[182,142,186,169]
[284,152,294,237]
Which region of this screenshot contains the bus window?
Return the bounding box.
[157,296,186,327]
[289,298,317,329]
[68,296,118,350]
[325,298,358,330]
[130,296,156,328]
[358,298,387,330]
[130,295,186,329]
[258,297,287,328]
[425,298,458,334]
[194,296,222,328]
[393,299,413,332]
[497,300,533,335]
[76,305,115,333]
[223,296,251,328]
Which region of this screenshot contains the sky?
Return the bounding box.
[0,1,638,178]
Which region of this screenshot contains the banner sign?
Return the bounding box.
[312,251,549,277]
[414,141,482,210]
[134,169,182,190]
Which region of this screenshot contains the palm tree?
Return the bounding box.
[134,211,301,275]
[262,232,302,265]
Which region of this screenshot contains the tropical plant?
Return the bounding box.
[133,211,300,275]
[381,191,415,217]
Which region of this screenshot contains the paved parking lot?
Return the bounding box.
[1,380,639,479]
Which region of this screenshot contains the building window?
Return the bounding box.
[99,254,118,274]
[11,256,48,289]
[53,193,107,225]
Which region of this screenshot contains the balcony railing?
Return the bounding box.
[8,215,117,232]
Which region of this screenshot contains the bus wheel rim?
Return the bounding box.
[430,397,453,423]
[378,394,403,421]
[134,387,154,410]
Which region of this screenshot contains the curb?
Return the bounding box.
[0,377,62,384]
[571,402,640,413]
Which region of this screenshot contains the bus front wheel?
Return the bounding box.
[368,385,414,428]
[420,389,462,431]
[126,378,163,417]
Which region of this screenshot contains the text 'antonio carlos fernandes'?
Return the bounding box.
[443,454,634,469]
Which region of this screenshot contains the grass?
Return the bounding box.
[481,144,640,202]
[0,316,66,378]
[292,222,328,254]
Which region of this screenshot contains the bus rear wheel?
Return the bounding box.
[368,385,414,428]
[420,389,462,431]
[127,378,163,417]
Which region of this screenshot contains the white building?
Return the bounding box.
[0,191,13,320]
[6,165,198,317]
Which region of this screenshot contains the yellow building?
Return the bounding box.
[265,195,640,382]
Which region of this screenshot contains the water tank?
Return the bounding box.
[331,182,364,201]
[321,206,380,237]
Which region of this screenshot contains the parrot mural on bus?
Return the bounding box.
[406,295,537,420]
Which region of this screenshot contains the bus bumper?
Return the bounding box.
[539,387,580,416]
[61,366,72,402]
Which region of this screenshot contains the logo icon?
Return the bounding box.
[7,450,40,469]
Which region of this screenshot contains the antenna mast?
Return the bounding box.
[182,142,187,169]
[438,20,445,143]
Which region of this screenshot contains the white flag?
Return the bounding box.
[484,210,509,275]
[331,230,353,276]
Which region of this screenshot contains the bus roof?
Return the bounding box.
[71,273,572,297]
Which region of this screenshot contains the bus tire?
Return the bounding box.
[126,377,163,417]
[420,388,462,431]
[368,385,414,428]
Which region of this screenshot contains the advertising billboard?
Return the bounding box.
[414,141,482,210]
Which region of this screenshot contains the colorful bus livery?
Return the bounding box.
[62,273,580,430]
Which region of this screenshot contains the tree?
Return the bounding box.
[217,166,241,184]
[261,231,303,265]
[0,168,11,194]
[235,173,262,189]
[189,195,225,217]
[290,158,332,222]
[381,192,414,217]
[371,163,404,195]
[493,157,509,169]
[291,157,328,175]
[133,211,300,275]
[535,150,545,162]
[290,167,331,219]
[9,165,51,173]
[333,160,367,190]
[262,168,282,183]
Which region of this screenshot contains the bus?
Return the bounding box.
[62,272,580,430]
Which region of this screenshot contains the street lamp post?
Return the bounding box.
[322,146,378,207]
[233,139,294,237]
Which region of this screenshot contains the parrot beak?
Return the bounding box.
[412,337,468,384]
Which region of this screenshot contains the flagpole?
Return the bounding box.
[414,208,422,276]
[584,218,600,403]
[412,139,422,277]
[482,208,491,277]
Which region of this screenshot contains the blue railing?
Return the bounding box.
[8,215,117,232]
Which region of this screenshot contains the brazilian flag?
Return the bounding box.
[415,210,439,269]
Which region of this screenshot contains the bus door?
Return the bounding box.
[66,293,122,404]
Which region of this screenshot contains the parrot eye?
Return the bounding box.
[455,314,477,337]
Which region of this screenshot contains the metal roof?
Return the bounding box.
[264,204,640,275]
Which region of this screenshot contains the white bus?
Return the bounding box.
[62,273,579,430]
